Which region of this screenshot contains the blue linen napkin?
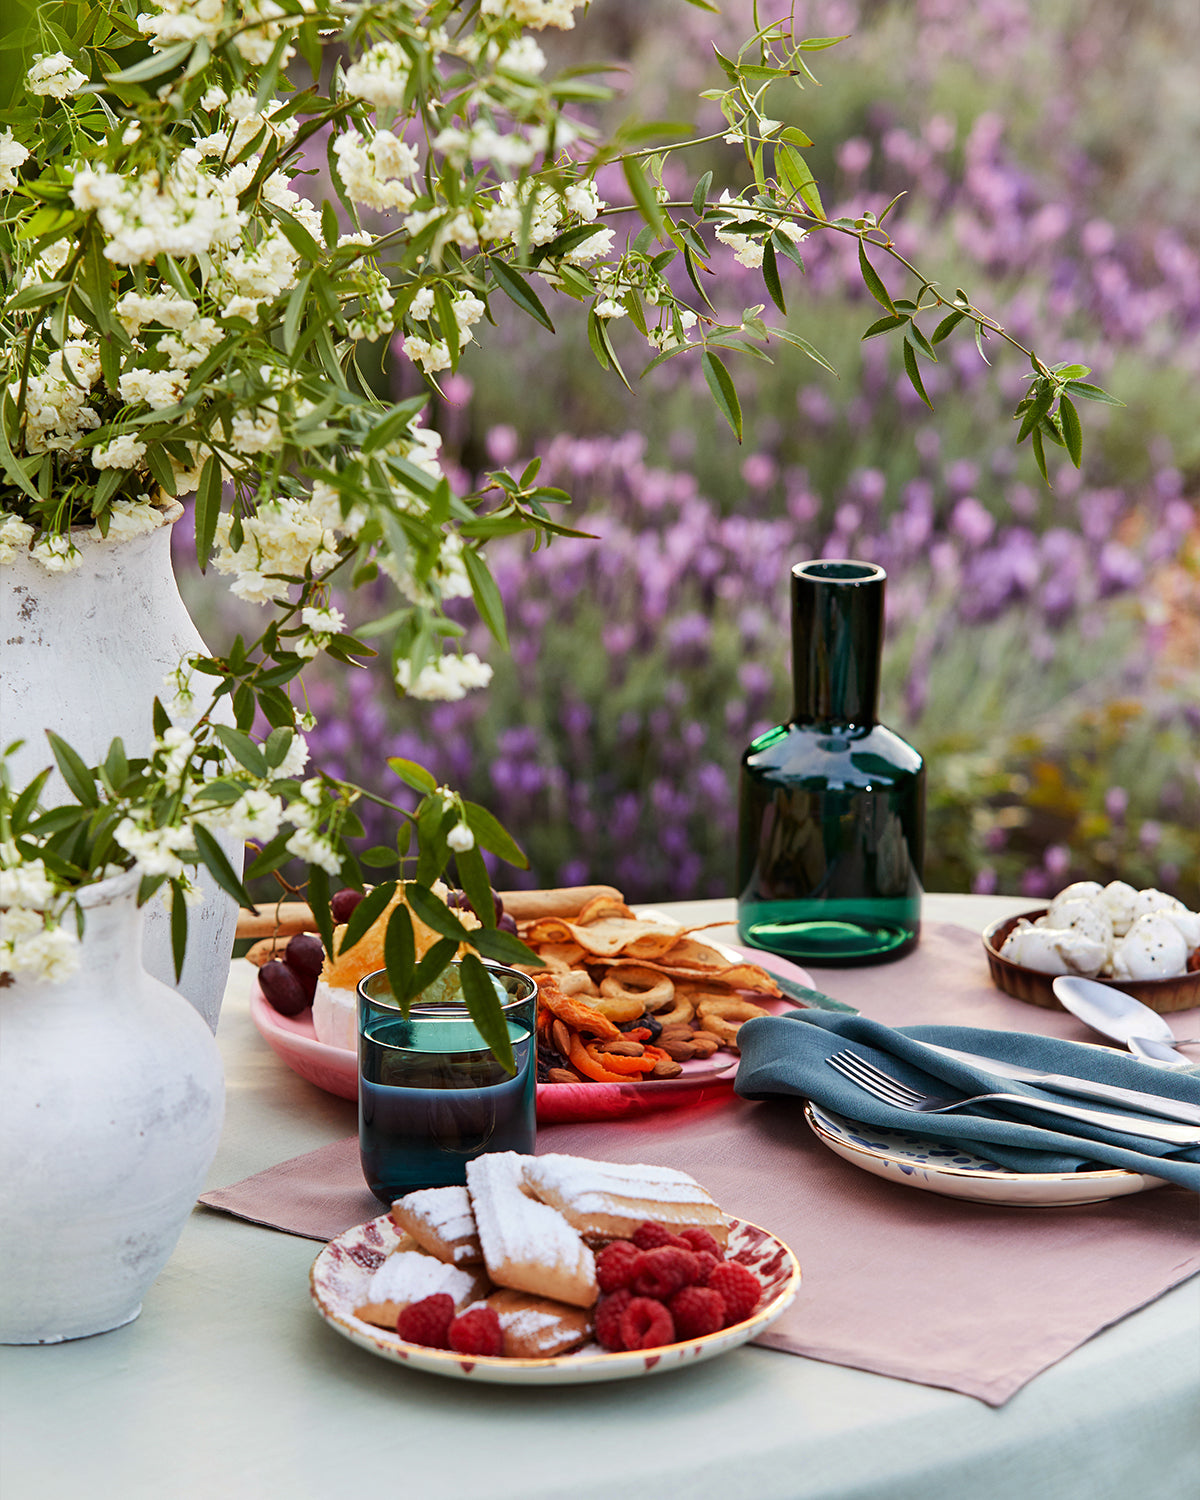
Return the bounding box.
[735,1009,1200,1191]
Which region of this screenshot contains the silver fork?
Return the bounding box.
[825,1050,1200,1147]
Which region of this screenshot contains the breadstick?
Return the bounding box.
[497,886,624,920]
[234,901,316,940]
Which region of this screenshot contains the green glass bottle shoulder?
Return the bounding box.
[737,719,926,966]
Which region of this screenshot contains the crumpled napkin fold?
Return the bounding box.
[735,1010,1200,1191]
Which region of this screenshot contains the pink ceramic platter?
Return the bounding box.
[249,936,825,1121]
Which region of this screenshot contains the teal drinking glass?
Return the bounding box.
[737,560,925,964]
[357,962,537,1204]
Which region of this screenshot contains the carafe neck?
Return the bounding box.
[790,559,885,728]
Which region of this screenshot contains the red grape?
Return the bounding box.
[330,888,363,923]
[284,933,324,1002]
[259,960,308,1016]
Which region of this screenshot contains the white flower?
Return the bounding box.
[275,733,310,780]
[480,0,585,32]
[138,0,227,51]
[200,788,284,843]
[89,500,165,545]
[497,37,548,75]
[343,41,411,112]
[119,367,185,409]
[565,181,604,221]
[395,651,493,701]
[30,535,83,573]
[401,335,452,374]
[156,726,196,788]
[562,228,615,264]
[0,129,29,193]
[594,298,626,320]
[333,127,419,212]
[296,603,345,657]
[26,52,88,98]
[92,434,148,470]
[285,826,342,875]
[0,513,35,565]
[409,285,436,320]
[114,818,193,879]
[446,821,475,853]
[0,908,80,983]
[0,857,57,908]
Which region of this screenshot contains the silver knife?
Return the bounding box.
[921,1043,1200,1127]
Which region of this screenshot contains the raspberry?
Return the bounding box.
[631,1221,689,1251]
[396,1293,455,1349]
[678,1227,724,1259]
[692,1250,720,1284]
[447,1304,504,1357]
[595,1288,633,1351]
[596,1239,640,1293]
[619,1297,675,1351]
[632,1246,701,1298]
[707,1261,762,1325]
[668,1285,726,1340]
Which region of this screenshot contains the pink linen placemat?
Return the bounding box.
[200,922,1200,1406]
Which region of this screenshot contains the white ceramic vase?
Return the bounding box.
[0,871,225,1344]
[0,507,240,1030]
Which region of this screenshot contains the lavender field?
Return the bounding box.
[182,0,1200,905]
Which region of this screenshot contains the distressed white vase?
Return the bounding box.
[0,507,239,1030]
[0,871,225,1344]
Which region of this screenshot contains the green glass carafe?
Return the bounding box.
[737,560,925,964]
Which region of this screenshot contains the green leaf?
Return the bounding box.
[455,844,496,930]
[193,824,257,908]
[461,802,529,869]
[462,548,508,650]
[776,143,823,218]
[623,155,665,239]
[905,322,937,361]
[902,340,933,410]
[1059,394,1083,467]
[691,170,713,215]
[0,397,43,504]
[459,953,515,1075]
[931,309,965,344]
[407,936,459,1007]
[1016,386,1054,442]
[1030,424,1050,485]
[105,40,192,83]
[170,881,188,981]
[407,882,471,944]
[194,455,222,571]
[701,350,743,441]
[861,313,908,340]
[212,726,268,779]
[1064,380,1124,407]
[388,757,438,794]
[45,732,99,808]
[307,865,334,956]
[761,239,786,315]
[267,204,322,264]
[338,880,397,956]
[383,903,416,1011]
[361,845,399,870]
[858,241,895,313]
[468,927,543,970]
[490,260,555,333]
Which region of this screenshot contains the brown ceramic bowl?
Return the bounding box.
[983,909,1200,1014]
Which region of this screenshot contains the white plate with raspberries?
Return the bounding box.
[310,1214,802,1386]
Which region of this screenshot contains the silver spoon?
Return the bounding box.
[1052,975,1200,1065]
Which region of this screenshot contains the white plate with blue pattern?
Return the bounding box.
[804,1101,1168,1206]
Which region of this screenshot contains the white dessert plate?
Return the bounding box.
[804,1101,1168,1207]
[249,940,824,1121]
[310,1212,801,1385]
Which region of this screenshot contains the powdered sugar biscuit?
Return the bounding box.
[466,1152,597,1308]
[484,1288,593,1358]
[522,1155,730,1247]
[353,1249,489,1330]
[391,1185,483,1265]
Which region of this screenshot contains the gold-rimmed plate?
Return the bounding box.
[804,1101,1167,1206]
[310,1213,801,1385]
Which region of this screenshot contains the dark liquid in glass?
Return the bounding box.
[359,1011,535,1203]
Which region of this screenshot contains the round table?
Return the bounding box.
[1,895,1196,1500]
